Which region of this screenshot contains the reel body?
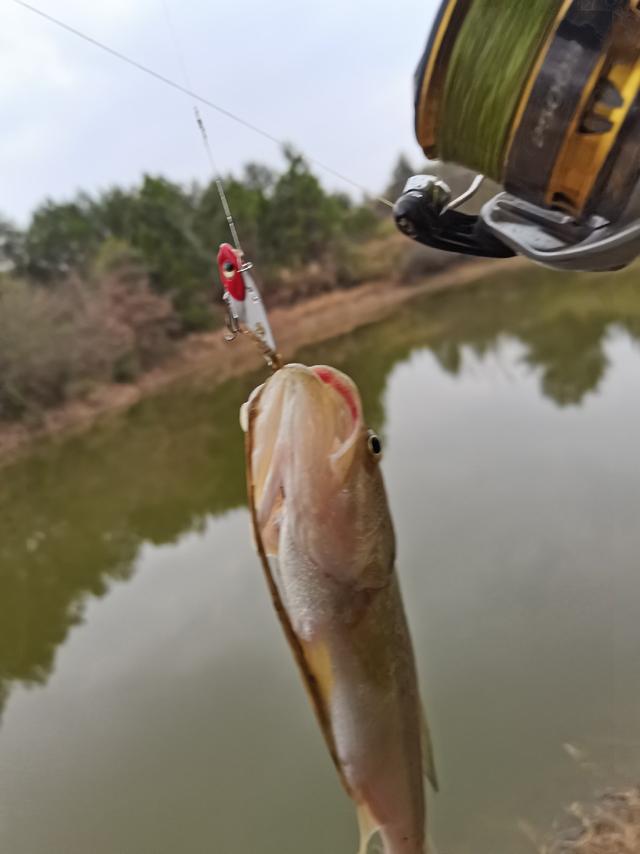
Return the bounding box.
[397,0,640,272]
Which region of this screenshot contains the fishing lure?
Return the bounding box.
[217,243,278,361]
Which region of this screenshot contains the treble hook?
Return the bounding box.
[223,293,241,342]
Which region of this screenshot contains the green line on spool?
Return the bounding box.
[439,0,563,181]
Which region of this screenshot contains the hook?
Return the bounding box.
[223,293,241,342]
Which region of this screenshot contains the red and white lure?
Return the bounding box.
[217,243,277,356]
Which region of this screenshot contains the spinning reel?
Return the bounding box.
[396,0,640,272]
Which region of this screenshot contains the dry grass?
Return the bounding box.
[0,269,175,422]
[543,789,640,854]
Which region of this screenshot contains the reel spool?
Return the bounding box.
[395,0,640,272]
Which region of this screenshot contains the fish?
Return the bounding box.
[241,363,438,854]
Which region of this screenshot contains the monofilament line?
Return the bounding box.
[10,0,395,210]
[195,108,245,254]
[161,0,245,253]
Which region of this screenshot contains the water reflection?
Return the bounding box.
[299,264,640,413]
[0,375,254,719]
[0,261,638,724]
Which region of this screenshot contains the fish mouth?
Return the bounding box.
[242,364,363,532]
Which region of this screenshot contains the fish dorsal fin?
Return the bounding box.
[421,702,439,793]
[357,802,380,854]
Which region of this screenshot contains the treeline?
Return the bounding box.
[0,150,469,423]
[2,147,382,331]
[0,148,389,421]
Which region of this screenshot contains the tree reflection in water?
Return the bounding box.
[1,262,638,720]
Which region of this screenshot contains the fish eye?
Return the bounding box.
[222,261,235,279]
[367,431,383,459]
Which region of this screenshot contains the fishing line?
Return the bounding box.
[160,0,193,92]
[160,0,283,368]
[440,0,563,180]
[194,109,246,254]
[9,0,394,209]
[160,0,245,253]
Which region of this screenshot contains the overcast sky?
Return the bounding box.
[1,0,440,224]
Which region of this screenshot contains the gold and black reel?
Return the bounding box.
[395,0,640,272]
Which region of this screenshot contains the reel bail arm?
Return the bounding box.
[394,174,640,273]
[393,175,515,259]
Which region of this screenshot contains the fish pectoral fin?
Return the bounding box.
[421,702,439,793]
[298,638,352,794]
[357,802,380,854]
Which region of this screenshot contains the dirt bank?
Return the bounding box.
[0,256,528,467]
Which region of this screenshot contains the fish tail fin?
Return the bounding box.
[357,802,380,854]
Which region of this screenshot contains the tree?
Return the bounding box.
[23,195,102,282]
[96,187,139,238]
[385,153,417,201]
[243,162,275,194]
[261,147,342,267]
[0,216,25,272]
[195,176,267,263]
[101,177,213,332]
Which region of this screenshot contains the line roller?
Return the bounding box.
[395,0,640,272]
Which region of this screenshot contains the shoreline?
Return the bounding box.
[0,256,527,468]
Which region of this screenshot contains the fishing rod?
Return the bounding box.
[159,0,244,254]
[395,0,640,273]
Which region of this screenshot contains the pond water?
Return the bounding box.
[1,263,639,854]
